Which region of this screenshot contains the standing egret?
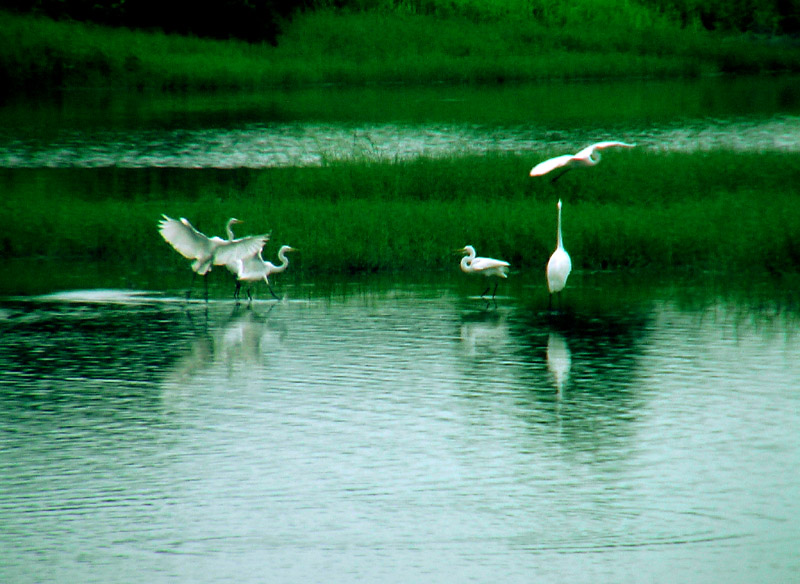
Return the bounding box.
[546,199,572,309]
[158,215,269,299]
[233,245,297,301]
[459,245,510,303]
[530,141,635,182]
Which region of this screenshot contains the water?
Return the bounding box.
[2,76,800,167]
[2,75,799,582]
[1,275,799,583]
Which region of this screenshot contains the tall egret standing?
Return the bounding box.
[530,141,635,182]
[158,215,269,299]
[459,245,510,303]
[232,245,296,301]
[546,199,572,309]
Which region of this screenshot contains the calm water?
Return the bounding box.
[2,76,800,167]
[1,274,799,583]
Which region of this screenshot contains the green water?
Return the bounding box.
[1,273,799,583]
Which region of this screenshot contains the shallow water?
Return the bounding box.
[1,275,798,583]
[2,76,800,168]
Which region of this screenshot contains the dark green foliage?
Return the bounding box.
[2,1,800,95]
[0,0,309,44]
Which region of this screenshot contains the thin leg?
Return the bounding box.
[234,280,241,301]
[186,271,197,299]
[247,286,253,302]
[491,281,499,299]
[480,285,490,300]
[267,279,280,300]
[551,168,571,183]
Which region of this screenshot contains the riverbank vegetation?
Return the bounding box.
[2,0,800,93]
[3,150,800,275]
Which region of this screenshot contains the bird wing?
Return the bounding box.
[530,154,575,177]
[158,216,212,260]
[236,251,267,280]
[470,257,510,272]
[213,235,269,267]
[579,141,636,157]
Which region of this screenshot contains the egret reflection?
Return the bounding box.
[547,331,572,396]
[459,309,510,356]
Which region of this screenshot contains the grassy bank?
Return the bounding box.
[2,4,800,93]
[3,150,800,275]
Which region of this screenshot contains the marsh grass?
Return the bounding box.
[3,150,799,275]
[2,5,799,94]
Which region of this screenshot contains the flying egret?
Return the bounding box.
[546,199,572,308]
[459,245,510,302]
[232,245,297,301]
[530,141,635,182]
[158,215,269,299]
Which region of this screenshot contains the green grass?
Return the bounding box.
[3,150,800,275]
[2,4,800,94]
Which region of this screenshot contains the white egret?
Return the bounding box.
[158,215,269,299]
[232,245,296,301]
[459,245,510,302]
[530,141,635,182]
[546,199,572,308]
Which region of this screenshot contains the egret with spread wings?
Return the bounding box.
[530,141,635,182]
[158,215,269,299]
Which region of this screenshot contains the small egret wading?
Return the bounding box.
[158,215,269,299]
[530,141,635,183]
[546,199,572,309]
[459,245,510,303]
[232,245,296,301]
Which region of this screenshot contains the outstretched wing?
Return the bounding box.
[530,154,575,177]
[579,141,636,157]
[213,235,269,267]
[158,215,212,260]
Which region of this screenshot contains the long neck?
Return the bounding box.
[556,206,564,250]
[460,248,476,273]
[272,248,290,273]
[226,220,236,240]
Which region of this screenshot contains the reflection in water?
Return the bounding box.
[547,331,571,396]
[0,279,799,584]
[459,309,510,357]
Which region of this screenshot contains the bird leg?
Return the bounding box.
[186,272,197,299]
[480,285,490,300]
[551,168,571,183]
[233,280,241,301]
[267,281,280,300]
[247,286,254,302]
[491,281,499,299]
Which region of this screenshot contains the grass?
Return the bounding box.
[2,4,800,94]
[3,150,800,275]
